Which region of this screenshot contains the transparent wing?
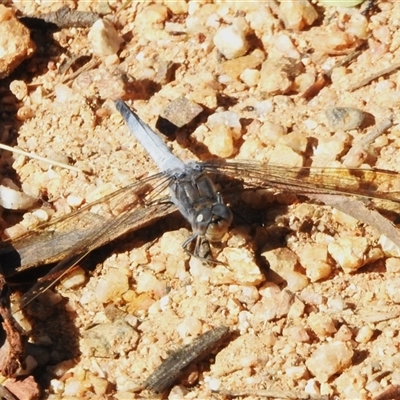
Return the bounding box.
[202,160,400,204]
[0,172,176,306]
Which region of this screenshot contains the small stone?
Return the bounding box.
[135,271,166,298]
[386,277,400,303]
[240,68,260,87]
[88,19,122,56]
[307,313,337,338]
[204,124,234,158]
[355,325,374,343]
[222,54,263,80]
[285,365,308,379]
[297,243,332,282]
[325,107,366,131]
[273,34,300,59]
[5,376,40,400]
[212,248,265,286]
[176,317,203,338]
[94,269,129,303]
[0,5,36,79]
[60,267,86,290]
[9,80,28,100]
[82,320,139,358]
[386,257,400,273]
[251,283,294,322]
[161,97,203,128]
[258,58,294,95]
[268,144,304,167]
[328,236,380,273]
[0,183,36,210]
[279,0,318,30]
[306,341,354,382]
[262,247,309,291]
[66,195,84,208]
[213,24,249,59]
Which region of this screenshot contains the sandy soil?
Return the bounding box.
[2,1,400,399]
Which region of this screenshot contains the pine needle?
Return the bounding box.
[0,143,84,173]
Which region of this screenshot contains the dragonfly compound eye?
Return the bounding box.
[205,204,233,242]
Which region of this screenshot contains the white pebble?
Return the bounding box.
[88,19,122,56]
[204,124,234,157]
[306,341,353,382]
[355,325,374,343]
[207,377,221,391]
[386,277,400,303]
[94,270,129,303]
[61,267,86,290]
[328,236,368,273]
[240,68,260,86]
[213,25,248,59]
[66,194,84,207]
[176,316,203,338]
[63,379,82,396]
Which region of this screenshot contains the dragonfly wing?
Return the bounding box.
[18,200,175,308]
[203,160,400,204]
[1,172,174,275]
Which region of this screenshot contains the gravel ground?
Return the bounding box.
[2,1,400,399]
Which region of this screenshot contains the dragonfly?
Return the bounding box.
[2,100,400,308]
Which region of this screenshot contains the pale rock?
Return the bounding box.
[262,247,309,291]
[386,257,400,273]
[63,379,83,397]
[334,325,353,342]
[297,243,332,282]
[94,269,129,303]
[222,53,263,79]
[258,58,294,95]
[287,297,306,319]
[307,313,337,338]
[82,320,139,357]
[279,0,318,30]
[328,236,381,273]
[307,27,356,54]
[334,371,367,400]
[177,317,203,338]
[0,183,36,210]
[386,277,400,303]
[285,365,308,379]
[267,144,304,167]
[9,80,28,100]
[61,267,86,290]
[379,235,400,257]
[88,19,122,56]
[284,326,310,342]
[278,131,308,154]
[0,5,36,79]
[204,124,234,157]
[213,24,249,59]
[304,379,320,395]
[325,107,366,131]
[135,271,161,294]
[273,34,300,59]
[355,325,374,343]
[240,68,260,86]
[306,341,353,382]
[212,248,265,285]
[251,284,294,322]
[294,72,316,93]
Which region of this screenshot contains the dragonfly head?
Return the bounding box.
[194,203,233,242]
